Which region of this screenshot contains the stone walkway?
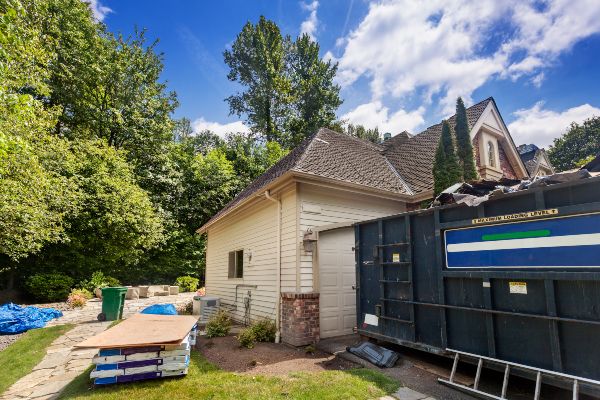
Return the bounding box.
[1,293,195,400]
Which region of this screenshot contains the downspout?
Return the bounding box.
[264,190,282,343]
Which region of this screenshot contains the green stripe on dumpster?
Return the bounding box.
[482,229,551,241]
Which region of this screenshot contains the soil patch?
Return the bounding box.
[198,335,359,375]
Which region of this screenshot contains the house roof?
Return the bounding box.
[518,144,554,176]
[198,97,501,232]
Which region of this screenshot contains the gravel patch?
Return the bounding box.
[198,335,359,375]
[0,332,24,352]
[28,302,71,312]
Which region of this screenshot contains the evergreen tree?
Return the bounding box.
[433,120,462,195]
[454,97,478,181]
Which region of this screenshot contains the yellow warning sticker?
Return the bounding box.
[509,281,527,294]
[392,253,400,263]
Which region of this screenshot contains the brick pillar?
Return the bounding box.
[280,292,320,346]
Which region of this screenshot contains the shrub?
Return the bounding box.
[237,327,257,349]
[67,289,88,308]
[175,276,199,292]
[197,287,206,296]
[236,319,276,348]
[79,271,121,292]
[71,288,93,300]
[25,273,74,302]
[205,310,231,338]
[176,300,193,315]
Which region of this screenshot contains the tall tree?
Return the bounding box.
[286,34,342,145]
[224,16,342,148]
[433,120,462,195]
[454,97,478,181]
[224,16,291,143]
[548,116,600,171]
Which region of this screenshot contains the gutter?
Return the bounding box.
[264,190,282,343]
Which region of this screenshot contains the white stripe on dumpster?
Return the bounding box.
[446,233,600,253]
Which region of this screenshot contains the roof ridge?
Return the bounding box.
[383,157,414,195]
[292,130,322,171]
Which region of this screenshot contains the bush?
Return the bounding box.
[205,310,231,338]
[237,327,257,349]
[79,271,121,292]
[67,289,88,308]
[175,276,199,292]
[25,273,74,302]
[236,319,276,348]
[71,288,93,300]
[176,300,193,315]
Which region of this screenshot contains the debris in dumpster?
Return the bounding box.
[346,342,399,368]
[77,314,198,385]
[432,169,596,207]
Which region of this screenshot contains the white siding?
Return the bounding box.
[205,186,296,322]
[298,183,405,292]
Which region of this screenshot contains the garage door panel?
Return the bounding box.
[318,228,356,338]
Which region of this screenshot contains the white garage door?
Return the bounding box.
[318,227,356,338]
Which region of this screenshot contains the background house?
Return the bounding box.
[518,144,555,177]
[197,97,529,346]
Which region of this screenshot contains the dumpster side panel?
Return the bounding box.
[356,177,600,380]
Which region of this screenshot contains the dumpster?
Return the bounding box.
[355,175,600,382]
[98,287,128,321]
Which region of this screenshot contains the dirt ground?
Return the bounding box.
[198,335,359,375]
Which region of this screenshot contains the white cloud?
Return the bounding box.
[508,102,600,148]
[334,0,600,116]
[192,118,249,137]
[300,1,319,39]
[85,0,112,21]
[341,101,425,134]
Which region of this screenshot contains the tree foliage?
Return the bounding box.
[454,97,478,181]
[224,16,341,148]
[548,116,600,171]
[433,121,462,195]
[0,2,301,294]
[341,123,382,144]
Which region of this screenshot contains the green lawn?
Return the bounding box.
[0,324,74,394]
[59,350,399,400]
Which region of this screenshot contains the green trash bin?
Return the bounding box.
[97,287,127,321]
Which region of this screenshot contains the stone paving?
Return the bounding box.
[1,293,195,400]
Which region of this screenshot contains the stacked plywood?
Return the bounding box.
[76,314,198,386]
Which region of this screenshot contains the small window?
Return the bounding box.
[487,141,496,168]
[228,250,244,278]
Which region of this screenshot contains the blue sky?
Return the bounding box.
[90,0,600,148]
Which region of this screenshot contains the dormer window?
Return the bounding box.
[487,141,496,168]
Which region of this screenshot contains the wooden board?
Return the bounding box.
[76,314,198,348]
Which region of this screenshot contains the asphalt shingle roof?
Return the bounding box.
[199,97,493,231]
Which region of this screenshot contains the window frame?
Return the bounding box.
[228,249,244,279]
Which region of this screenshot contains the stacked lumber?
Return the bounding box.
[76,313,198,386]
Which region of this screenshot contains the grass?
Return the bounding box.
[0,324,74,394]
[59,350,399,400]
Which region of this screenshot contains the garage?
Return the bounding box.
[317,227,356,338]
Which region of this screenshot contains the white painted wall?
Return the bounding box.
[205,186,296,322]
[298,183,406,293]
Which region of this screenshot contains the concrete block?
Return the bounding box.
[138,286,150,298]
[169,286,179,295]
[126,287,139,300]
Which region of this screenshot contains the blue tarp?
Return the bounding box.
[0,303,63,334]
[140,304,177,315]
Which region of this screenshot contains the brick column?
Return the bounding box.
[280,292,320,346]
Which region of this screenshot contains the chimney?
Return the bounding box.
[383,132,392,141]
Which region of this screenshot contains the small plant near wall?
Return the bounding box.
[67,289,90,308]
[237,319,276,348]
[205,310,231,338]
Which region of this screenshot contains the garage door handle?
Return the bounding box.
[352,285,356,290]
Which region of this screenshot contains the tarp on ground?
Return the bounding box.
[75,313,198,348]
[140,304,177,315]
[0,303,63,334]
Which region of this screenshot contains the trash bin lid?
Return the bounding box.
[101,286,128,293]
